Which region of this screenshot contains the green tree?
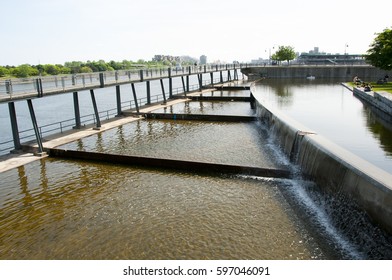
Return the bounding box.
[44,64,60,75]
[122,60,133,69]
[79,66,93,73]
[64,61,83,74]
[271,46,296,65]
[56,64,71,74]
[0,66,9,77]
[366,27,392,70]
[12,64,39,78]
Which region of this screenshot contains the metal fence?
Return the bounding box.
[0,64,249,101]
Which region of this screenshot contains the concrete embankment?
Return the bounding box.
[352,87,392,116]
[251,84,392,235]
[242,65,391,79]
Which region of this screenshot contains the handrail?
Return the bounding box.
[0,63,253,101]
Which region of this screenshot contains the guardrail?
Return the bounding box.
[0,63,254,101]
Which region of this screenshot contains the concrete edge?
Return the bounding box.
[47,148,292,179]
[250,82,392,234]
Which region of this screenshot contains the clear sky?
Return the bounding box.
[1,0,390,65]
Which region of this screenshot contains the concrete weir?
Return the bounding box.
[251,84,392,235]
[47,148,292,179]
[142,113,257,122]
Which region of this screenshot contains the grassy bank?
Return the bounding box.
[348,82,392,94]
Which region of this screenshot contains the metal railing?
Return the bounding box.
[0,63,251,101]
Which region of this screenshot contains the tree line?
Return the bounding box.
[2,27,390,79]
[0,59,192,79]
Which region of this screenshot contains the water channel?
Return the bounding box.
[252,78,392,174]
[0,80,391,260]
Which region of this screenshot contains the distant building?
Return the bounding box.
[251,58,269,64]
[298,47,366,65]
[153,55,180,63]
[200,55,207,65]
[309,47,321,54]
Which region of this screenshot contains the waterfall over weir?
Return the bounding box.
[251,84,392,258]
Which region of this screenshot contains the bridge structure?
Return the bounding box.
[0,63,258,154]
[1,63,385,156]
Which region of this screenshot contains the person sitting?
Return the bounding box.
[364,83,372,92]
[377,77,386,84]
[353,76,362,86]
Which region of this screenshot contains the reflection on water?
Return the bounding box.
[155,100,255,116]
[0,159,325,259]
[363,105,392,159]
[253,79,392,174]
[61,120,281,169]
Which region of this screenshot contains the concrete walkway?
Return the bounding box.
[0,95,194,173]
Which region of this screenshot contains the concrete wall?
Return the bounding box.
[353,87,392,116]
[251,84,392,235]
[243,66,391,80]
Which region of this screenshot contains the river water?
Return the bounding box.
[0,82,392,260]
[252,78,392,174]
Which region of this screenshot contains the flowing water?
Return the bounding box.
[1,86,392,260]
[0,158,325,259]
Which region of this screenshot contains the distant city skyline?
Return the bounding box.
[0,0,390,65]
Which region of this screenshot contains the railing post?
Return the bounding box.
[181,76,186,94]
[198,74,203,91]
[168,68,173,98]
[99,73,105,88]
[90,89,101,129]
[139,70,144,82]
[5,80,13,94]
[27,99,44,154]
[131,83,139,113]
[36,78,43,97]
[160,79,167,104]
[116,85,122,116]
[146,81,151,105]
[8,102,21,151]
[73,92,81,129]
